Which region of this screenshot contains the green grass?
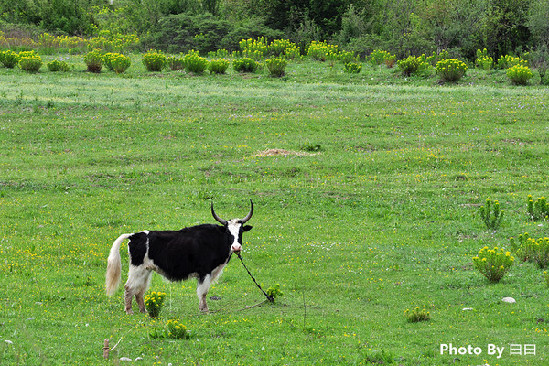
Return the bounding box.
[1,57,548,365]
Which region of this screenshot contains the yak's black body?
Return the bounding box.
[128,224,233,282]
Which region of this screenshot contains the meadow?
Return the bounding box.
[0,57,548,365]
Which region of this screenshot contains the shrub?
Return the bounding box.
[307,40,339,61]
[19,55,42,73]
[472,246,514,283]
[479,198,503,231]
[47,59,71,72]
[208,59,230,74]
[265,57,287,77]
[110,54,131,74]
[436,59,468,82]
[182,50,209,74]
[167,56,185,71]
[397,56,428,76]
[233,58,259,73]
[150,319,190,339]
[344,62,362,74]
[84,49,104,73]
[527,195,549,220]
[404,306,430,323]
[369,49,395,67]
[507,64,533,85]
[142,49,167,72]
[475,48,493,70]
[102,52,117,71]
[511,234,549,269]
[265,284,284,302]
[426,49,449,66]
[1,50,20,68]
[239,37,268,60]
[144,291,166,318]
[497,55,527,69]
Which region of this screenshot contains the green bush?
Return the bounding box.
[110,54,131,74]
[233,58,259,73]
[497,55,527,69]
[435,59,468,82]
[144,291,166,318]
[479,198,503,231]
[404,306,430,323]
[167,56,185,71]
[102,52,118,71]
[506,64,533,85]
[527,195,549,220]
[1,50,20,68]
[19,55,42,73]
[344,62,362,74]
[208,59,230,74]
[142,50,167,72]
[472,246,514,283]
[475,49,493,70]
[84,49,104,73]
[265,57,287,77]
[182,50,209,74]
[511,234,549,269]
[307,40,339,61]
[149,319,190,340]
[397,56,428,76]
[47,59,71,72]
[369,49,395,67]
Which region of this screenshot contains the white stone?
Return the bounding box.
[135,357,143,361]
[5,340,13,345]
[502,297,516,303]
[462,307,474,311]
[120,357,132,361]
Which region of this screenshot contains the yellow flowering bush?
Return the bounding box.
[436,59,468,82]
[527,195,549,221]
[144,291,166,318]
[150,319,190,339]
[404,306,430,323]
[473,246,514,283]
[507,64,533,85]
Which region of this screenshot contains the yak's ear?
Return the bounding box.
[242,225,253,232]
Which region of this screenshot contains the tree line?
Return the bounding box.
[1,0,548,63]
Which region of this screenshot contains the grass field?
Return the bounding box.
[1,57,548,365]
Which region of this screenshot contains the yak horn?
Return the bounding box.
[240,200,254,223]
[211,202,228,225]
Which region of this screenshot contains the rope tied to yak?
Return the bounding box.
[236,252,274,303]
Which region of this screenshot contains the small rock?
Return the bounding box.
[462,307,474,311]
[120,357,132,362]
[135,357,143,361]
[5,340,13,345]
[502,297,516,303]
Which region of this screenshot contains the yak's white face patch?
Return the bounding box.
[227,219,243,253]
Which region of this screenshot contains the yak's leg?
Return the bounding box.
[197,274,212,312]
[124,265,152,315]
[135,271,152,313]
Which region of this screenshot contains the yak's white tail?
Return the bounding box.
[105,233,133,296]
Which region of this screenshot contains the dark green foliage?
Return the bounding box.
[265,57,286,77]
[479,198,503,231]
[143,13,282,54]
[47,59,70,72]
[233,57,259,73]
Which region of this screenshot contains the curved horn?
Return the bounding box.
[211,202,228,225]
[240,199,254,223]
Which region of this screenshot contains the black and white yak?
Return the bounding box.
[105,201,253,313]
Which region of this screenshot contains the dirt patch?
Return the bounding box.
[254,149,318,157]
